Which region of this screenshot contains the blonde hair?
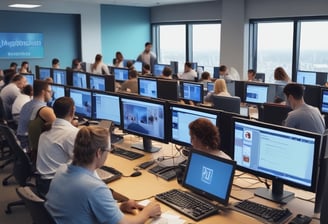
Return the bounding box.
[214,79,228,94]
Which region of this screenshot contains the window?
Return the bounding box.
[153,22,220,75]
[299,21,328,72]
[255,22,293,83]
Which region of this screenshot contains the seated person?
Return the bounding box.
[204,78,231,103]
[142,63,152,76]
[119,70,138,93]
[71,58,84,72]
[45,126,161,223]
[247,69,256,81]
[36,97,79,196]
[12,84,33,123]
[199,71,211,83]
[219,65,232,81]
[189,118,231,159]
[283,83,325,134]
[178,62,197,80]
[158,66,172,79]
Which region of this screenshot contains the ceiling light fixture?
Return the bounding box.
[8,4,41,8]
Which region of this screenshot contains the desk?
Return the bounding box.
[105,135,320,223]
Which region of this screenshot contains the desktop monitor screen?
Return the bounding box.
[48,84,66,107]
[93,91,120,126]
[52,69,67,85]
[245,83,268,104]
[207,82,214,92]
[38,67,51,80]
[297,71,316,85]
[179,81,204,103]
[68,87,92,118]
[153,64,168,77]
[213,66,220,79]
[133,61,143,73]
[183,149,236,206]
[233,117,321,203]
[113,68,129,82]
[138,77,157,98]
[120,95,168,152]
[23,74,34,85]
[72,71,87,88]
[170,103,219,147]
[89,74,115,92]
[157,79,179,101]
[320,88,328,114]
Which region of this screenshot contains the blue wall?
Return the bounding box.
[0,11,81,73]
[101,5,151,65]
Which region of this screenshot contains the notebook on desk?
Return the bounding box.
[155,149,236,221]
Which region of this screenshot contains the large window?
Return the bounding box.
[153,22,220,75]
[299,21,328,72]
[251,18,328,83]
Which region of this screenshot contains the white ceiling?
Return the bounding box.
[2,0,215,8]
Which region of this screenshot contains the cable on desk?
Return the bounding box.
[295,195,315,203]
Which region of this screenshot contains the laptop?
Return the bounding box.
[155,149,236,220]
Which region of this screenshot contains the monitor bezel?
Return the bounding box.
[244,82,269,104]
[153,63,170,77]
[119,94,169,144]
[67,86,93,119]
[157,79,179,102]
[320,87,328,114]
[36,66,52,80]
[137,76,158,98]
[232,116,321,193]
[88,73,115,92]
[179,80,204,103]
[296,70,317,85]
[113,67,129,82]
[71,71,88,88]
[52,68,68,85]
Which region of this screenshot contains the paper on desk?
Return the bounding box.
[151,212,185,224]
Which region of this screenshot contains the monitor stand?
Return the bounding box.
[255,181,294,204]
[131,137,161,153]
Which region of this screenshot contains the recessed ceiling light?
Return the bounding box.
[8,4,41,8]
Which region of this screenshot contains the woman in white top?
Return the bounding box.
[114,51,124,68]
[91,54,110,75]
[204,78,231,103]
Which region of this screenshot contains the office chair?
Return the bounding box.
[16,186,55,224]
[0,124,35,214]
[212,95,241,114]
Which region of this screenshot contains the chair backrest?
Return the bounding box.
[212,95,241,114]
[0,124,33,186]
[16,186,55,224]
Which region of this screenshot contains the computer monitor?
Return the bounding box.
[258,103,292,125]
[212,95,241,114]
[133,61,143,73]
[233,117,321,203]
[157,79,179,101]
[72,71,87,88]
[153,64,168,77]
[206,82,214,92]
[89,73,115,92]
[213,66,220,78]
[179,81,204,103]
[120,94,168,152]
[68,87,92,119]
[92,91,120,126]
[48,84,66,107]
[320,88,328,114]
[316,72,328,86]
[183,149,236,206]
[296,70,316,85]
[245,83,269,104]
[22,73,34,85]
[123,59,135,67]
[170,61,179,75]
[138,77,157,98]
[52,69,67,85]
[303,84,321,108]
[113,67,129,82]
[169,103,219,147]
[37,67,52,80]
[190,62,198,70]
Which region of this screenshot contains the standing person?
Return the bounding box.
[52,58,60,69]
[45,126,161,224]
[36,97,79,196]
[91,54,110,75]
[283,83,325,134]
[204,78,231,103]
[178,62,197,80]
[136,42,157,73]
[0,74,27,120]
[114,51,124,67]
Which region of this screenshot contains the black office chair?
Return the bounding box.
[0,124,35,214]
[212,95,241,114]
[16,186,55,224]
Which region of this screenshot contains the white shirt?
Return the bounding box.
[179,70,197,80]
[91,62,110,75]
[36,118,79,179]
[11,94,32,123]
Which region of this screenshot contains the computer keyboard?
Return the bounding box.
[233,200,292,224]
[148,165,177,181]
[155,189,219,221]
[111,147,144,160]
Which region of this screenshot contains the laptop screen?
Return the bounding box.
[183,149,236,205]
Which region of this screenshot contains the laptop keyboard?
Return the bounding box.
[111,147,144,160]
[155,189,219,221]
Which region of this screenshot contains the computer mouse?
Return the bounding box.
[130,171,142,177]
